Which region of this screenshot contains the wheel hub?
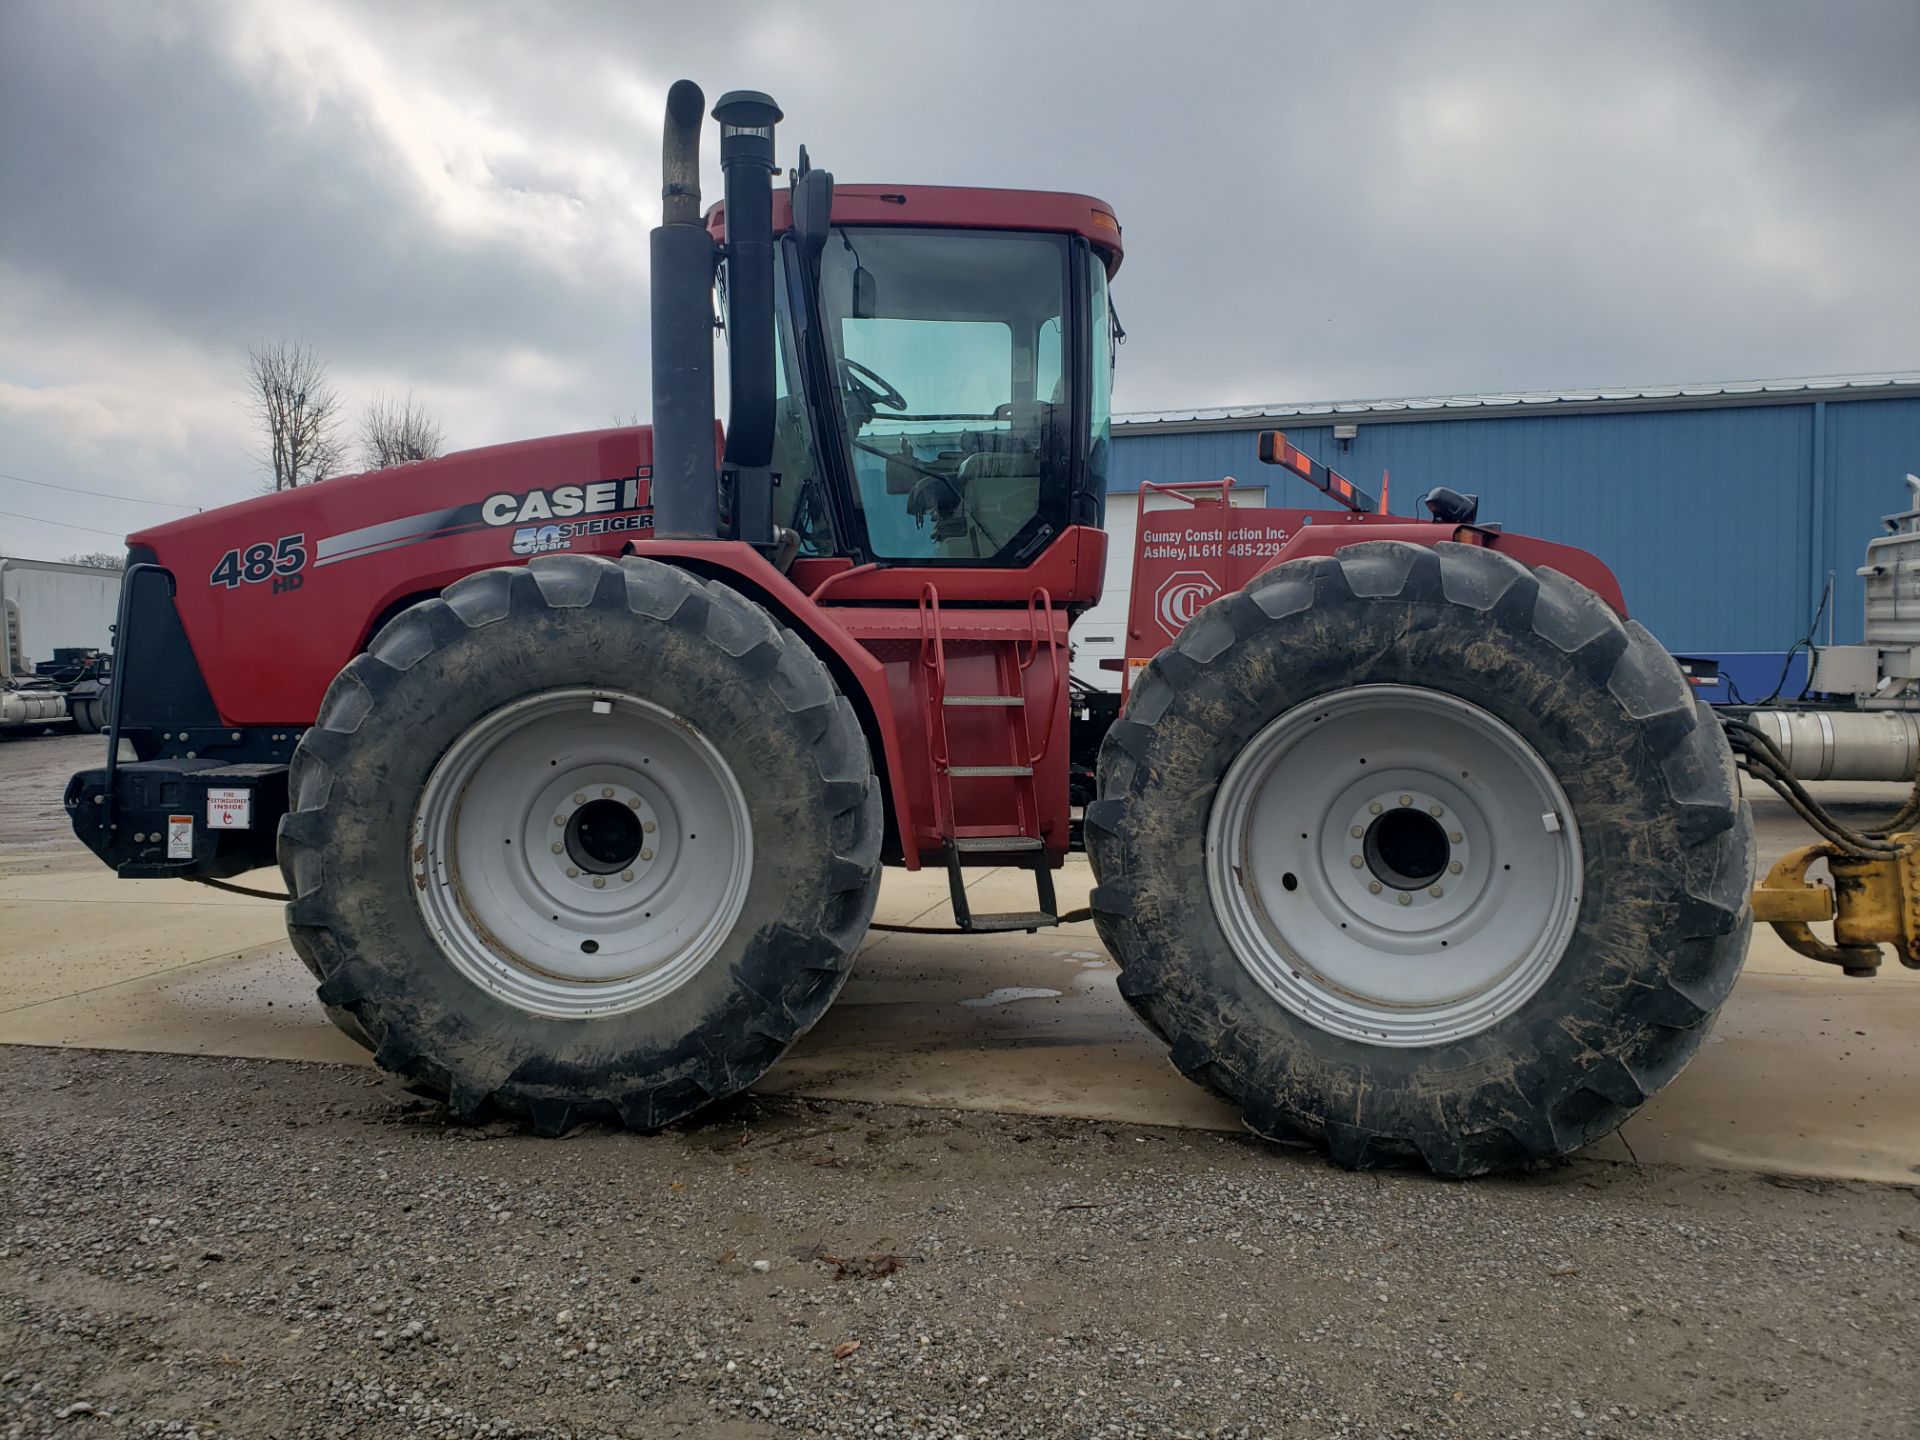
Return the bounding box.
[1363,805,1449,890]
[411,689,752,1018]
[1207,685,1582,1046]
[1325,783,1476,922]
[565,796,645,874]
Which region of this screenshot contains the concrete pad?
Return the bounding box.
[0,868,290,1010]
[1613,969,1920,1181]
[775,865,1238,1131]
[0,938,369,1064]
[5,842,1918,1183]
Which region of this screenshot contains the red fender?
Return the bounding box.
[1254,523,1629,616]
[625,538,924,869]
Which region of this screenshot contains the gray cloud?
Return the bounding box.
[1,0,1914,559]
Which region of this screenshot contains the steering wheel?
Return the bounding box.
[839,358,908,412]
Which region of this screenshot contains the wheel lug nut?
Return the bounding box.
[1428,804,1443,817]
[621,869,634,882]
[551,842,563,854]
[554,815,566,826]
[626,797,640,809]
[601,787,614,799]
[1368,880,1383,894]
[1449,861,1462,875]
[1449,831,1463,844]
[1428,885,1443,898]
[640,848,654,862]
[1398,794,1413,807]
[572,792,585,805]
[1397,892,1412,906]
[643,821,656,833]
[1349,825,1364,839]
[1350,855,1365,868]
[566,866,579,878]
[593,876,606,889]
[1369,802,1383,815]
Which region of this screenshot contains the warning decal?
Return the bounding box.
[167,815,194,860]
[207,787,252,830]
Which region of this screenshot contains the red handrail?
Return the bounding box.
[1021,587,1063,763]
[918,582,951,769]
[1139,476,1237,508]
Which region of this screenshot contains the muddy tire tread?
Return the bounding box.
[1086,541,1751,1176]
[277,554,882,1132]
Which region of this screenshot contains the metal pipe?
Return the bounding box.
[649,79,720,541]
[1746,708,1920,782]
[659,79,705,226]
[713,89,782,547]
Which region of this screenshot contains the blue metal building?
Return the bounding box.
[1108,374,1920,694]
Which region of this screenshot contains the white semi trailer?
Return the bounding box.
[1,556,119,733]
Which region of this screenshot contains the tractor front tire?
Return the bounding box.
[278,554,882,1134]
[1087,540,1751,1176]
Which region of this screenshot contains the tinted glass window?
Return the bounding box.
[818,229,1071,562]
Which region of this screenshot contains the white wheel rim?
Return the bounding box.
[412,688,752,1019]
[1206,685,1582,1047]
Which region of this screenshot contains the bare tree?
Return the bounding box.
[246,340,343,490]
[360,389,446,469]
[63,551,124,570]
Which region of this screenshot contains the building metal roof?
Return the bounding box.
[1113,371,1920,434]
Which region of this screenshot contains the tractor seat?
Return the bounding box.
[940,449,1042,557]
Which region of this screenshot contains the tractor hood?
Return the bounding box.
[123,423,704,725]
[130,425,665,564]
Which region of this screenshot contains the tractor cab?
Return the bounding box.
[741,187,1120,576]
[671,90,1122,605]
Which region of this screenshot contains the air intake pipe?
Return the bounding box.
[649,79,720,540]
[713,90,783,546]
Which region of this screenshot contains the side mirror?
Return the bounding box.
[851,265,877,318]
[792,167,834,265]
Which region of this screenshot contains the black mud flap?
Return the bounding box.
[66,760,288,880]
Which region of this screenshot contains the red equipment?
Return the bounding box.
[65,81,1751,1177]
[1120,465,1627,691]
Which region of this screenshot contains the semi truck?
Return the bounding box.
[1,556,115,734]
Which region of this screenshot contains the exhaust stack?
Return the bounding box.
[713,90,783,547]
[649,79,719,540]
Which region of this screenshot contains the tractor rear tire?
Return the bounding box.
[1086,540,1751,1176]
[278,554,882,1134]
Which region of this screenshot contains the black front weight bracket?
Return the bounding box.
[66,760,289,880]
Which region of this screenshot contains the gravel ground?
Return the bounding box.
[3,1047,1916,1440]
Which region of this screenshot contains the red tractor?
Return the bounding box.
[67,82,1751,1175]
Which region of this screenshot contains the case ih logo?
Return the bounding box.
[1155,571,1219,633]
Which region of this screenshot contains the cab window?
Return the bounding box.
[817,228,1071,562]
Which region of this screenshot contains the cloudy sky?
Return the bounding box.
[2,0,1915,560]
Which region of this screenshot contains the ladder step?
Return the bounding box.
[950,835,1045,854]
[961,911,1059,934]
[943,694,1024,707]
[946,765,1033,777]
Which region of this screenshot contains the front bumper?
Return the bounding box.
[66,759,289,879]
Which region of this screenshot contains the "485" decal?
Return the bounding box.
[210,533,307,593]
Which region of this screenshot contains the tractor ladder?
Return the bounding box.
[918,583,1062,933]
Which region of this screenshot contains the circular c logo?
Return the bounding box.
[1154,571,1219,633]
